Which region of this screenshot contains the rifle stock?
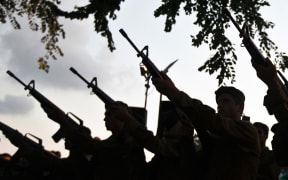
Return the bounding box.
[6,70,90,142]
[119,28,163,79]
[70,67,147,126]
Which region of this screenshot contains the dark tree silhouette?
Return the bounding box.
[1,0,287,85]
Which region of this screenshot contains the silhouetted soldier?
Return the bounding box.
[0,153,12,177]
[41,101,147,180]
[151,72,260,180]
[88,104,147,180]
[0,123,60,179]
[107,101,201,180]
[48,128,94,180]
[253,122,280,180]
[252,58,288,179]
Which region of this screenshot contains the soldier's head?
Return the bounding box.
[253,122,269,149]
[253,122,269,139]
[104,102,126,134]
[215,86,245,120]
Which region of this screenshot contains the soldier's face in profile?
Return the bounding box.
[104,114,124,133]
[216,94,241,119]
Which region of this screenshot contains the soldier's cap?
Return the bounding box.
[215,86,245,103]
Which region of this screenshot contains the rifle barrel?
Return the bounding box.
[7,71,28,88]
[69,67,90,85]
[119,29,142,55]
[223,8,243,36]
[119,29,163,79]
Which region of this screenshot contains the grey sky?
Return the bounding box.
[0,95,34,115]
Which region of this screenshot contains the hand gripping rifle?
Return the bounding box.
[6,70,91,142]
[69,67,147,126]
[119,28,163,79]
[0,121,58,160]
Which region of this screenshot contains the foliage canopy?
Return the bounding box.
[1,0,287,85]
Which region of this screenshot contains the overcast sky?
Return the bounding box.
[0,0,287,160]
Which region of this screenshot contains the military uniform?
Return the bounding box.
[166,91,260,180]
[264,87,288,168]
[124,111,200,180]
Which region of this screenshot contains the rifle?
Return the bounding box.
[119,30,181,126]
[224,8,288,114]
[69,67,147,125]
[223,8,267,66]
[6,70,91,142]
[224,8,288,86]
[119,28,163,79]
[0,121,58,160]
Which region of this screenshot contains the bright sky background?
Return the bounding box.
[0,0,287,160]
